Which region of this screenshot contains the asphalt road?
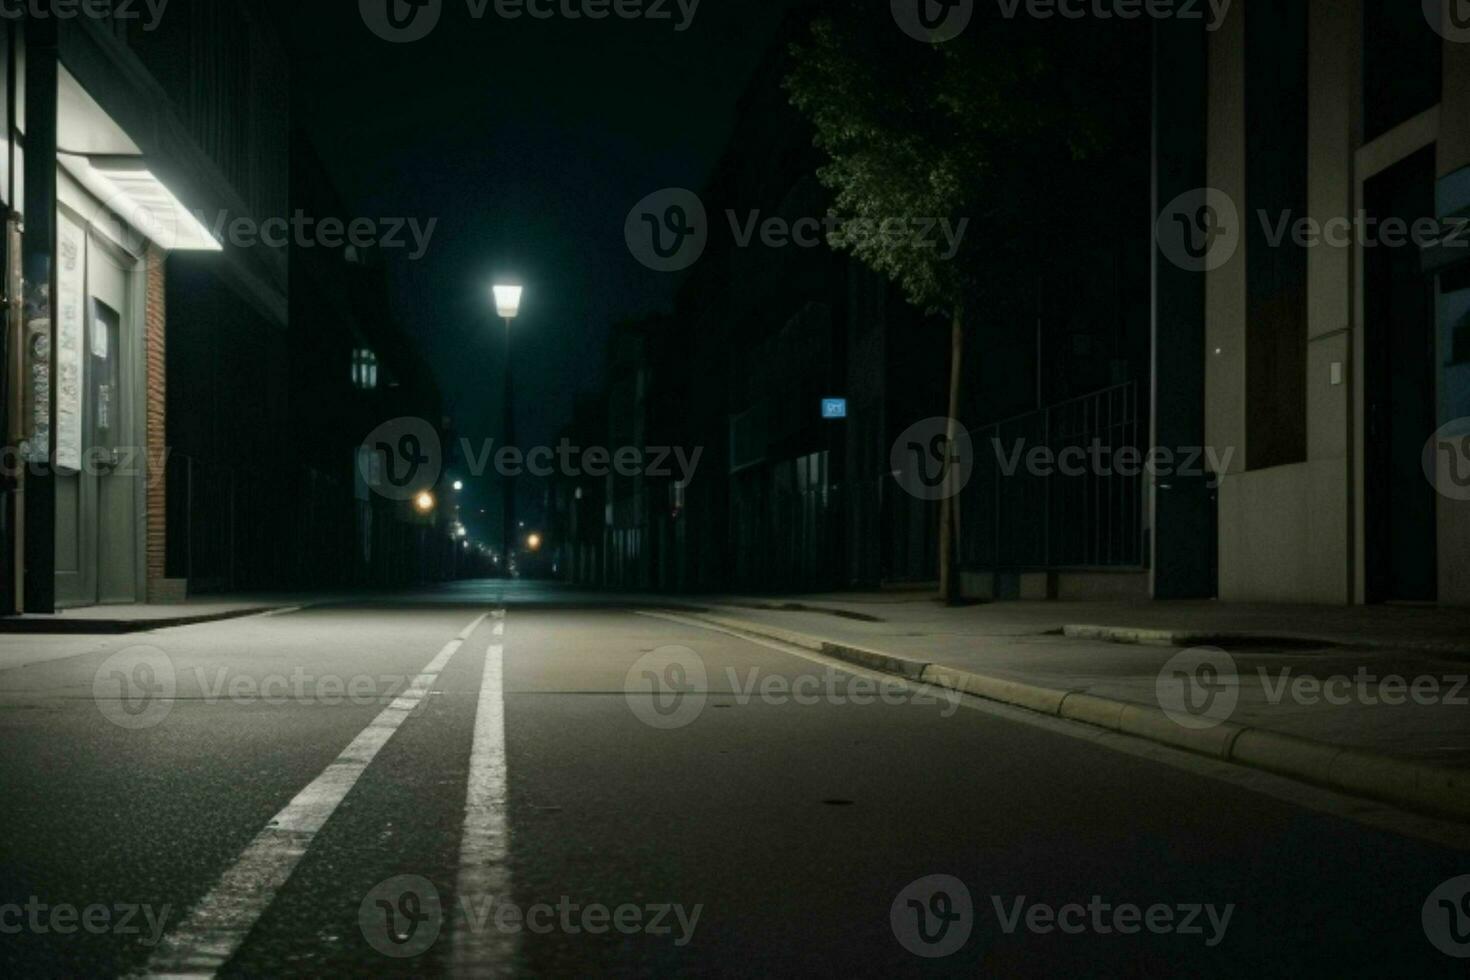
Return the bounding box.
[0,582,1466,977]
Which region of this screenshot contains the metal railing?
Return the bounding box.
[962,382,1143,571]
[165,453,362,593]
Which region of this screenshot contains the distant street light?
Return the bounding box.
[414,491,435,514]
[493,283,523,574]
[527,533,543,552]
[453,480,464,492]
[493,284,523,320]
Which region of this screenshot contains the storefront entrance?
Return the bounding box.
[54,213,142,608]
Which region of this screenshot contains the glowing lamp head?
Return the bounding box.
[493,284,523,320]
[414,491,435,514]
[527,533,543,552]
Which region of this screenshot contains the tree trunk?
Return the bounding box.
[938,306,964,605]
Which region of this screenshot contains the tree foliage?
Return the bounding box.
[785,2,1140,319]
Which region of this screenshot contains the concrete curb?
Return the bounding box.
[0,605,291,635]
[684,610,1470,824]
[685,612,930,679]
[1062,623,1470,658]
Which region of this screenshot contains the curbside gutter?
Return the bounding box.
[680,611,1470,824]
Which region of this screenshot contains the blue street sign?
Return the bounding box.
[822,398,848,420]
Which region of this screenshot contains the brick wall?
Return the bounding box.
[145,247,174,601]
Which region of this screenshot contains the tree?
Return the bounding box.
[785,2,1131,602]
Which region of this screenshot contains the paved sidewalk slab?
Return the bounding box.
[709,593,1470,654]
[0,599,299,634]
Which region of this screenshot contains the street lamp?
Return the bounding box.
[494,284,523,320]
[493,283,523,575]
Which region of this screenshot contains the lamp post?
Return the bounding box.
[493,284,523,576]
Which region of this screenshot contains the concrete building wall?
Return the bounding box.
[1437,25,1470,607]
[1208,0,1467,606]
[1209,0,1353,604]
[1205,0,1260,600]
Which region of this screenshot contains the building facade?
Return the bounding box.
[1178,0,1470,605]
[567,4,1470,609]
[0,7,288,612]
[290,133,452,591]
[0,8,455,612]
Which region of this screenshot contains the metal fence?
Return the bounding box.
[166,453,418,593]
[166,453,315,592]
[962,382,1144,571]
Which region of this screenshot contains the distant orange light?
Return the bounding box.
[527,533,542,552]
[414,491,435,513]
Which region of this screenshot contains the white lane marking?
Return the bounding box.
[492,620,505,636]
[142,613,489,978]
[451,629,517,977]
[639,611,1470,853]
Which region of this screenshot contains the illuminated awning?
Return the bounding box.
[58,152,222,253]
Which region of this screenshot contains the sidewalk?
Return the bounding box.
[0,596,304,634]
[672,593,1470,821]
[707,593,1470,654]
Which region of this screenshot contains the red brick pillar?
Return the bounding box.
[145,247,174,602]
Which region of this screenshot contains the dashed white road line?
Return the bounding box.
[141,613,489,978]
[451,627,517,977]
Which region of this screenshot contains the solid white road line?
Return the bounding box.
[450,631,517,977]
[142,613,489,978]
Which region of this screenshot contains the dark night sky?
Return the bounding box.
[276,1,797,542]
